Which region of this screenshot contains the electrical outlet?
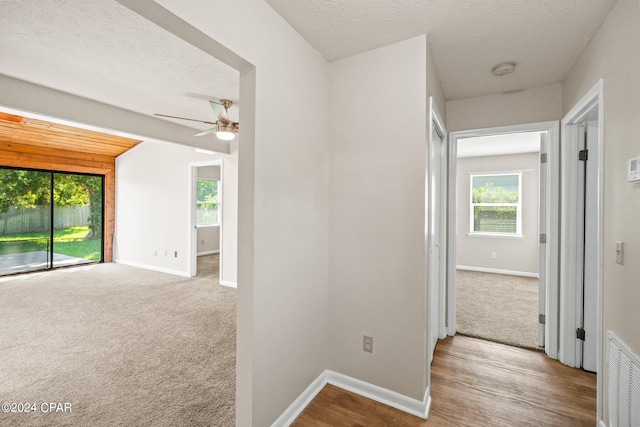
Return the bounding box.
[153,250,157,256]
[491,252,497,259]
[363,336,373,353]
[616,241,624,265]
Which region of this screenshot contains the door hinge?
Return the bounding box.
[539,314,546,325]
[540,153,548,164]
[540,233,547,244]
[579,149,589,161]
[576,328,586,341]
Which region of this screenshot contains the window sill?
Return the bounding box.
[467,232,524,240]
[196,224,220,228]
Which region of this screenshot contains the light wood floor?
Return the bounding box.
[292,335,596,426]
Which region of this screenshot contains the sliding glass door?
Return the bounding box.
[0,167,104,276]
[0,169,52,275]
[52,173,103,268]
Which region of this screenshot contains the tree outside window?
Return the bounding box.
[196,179,218,226]
[470,173,521,235]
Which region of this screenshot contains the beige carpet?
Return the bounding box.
[456,269,542,351]
[0,254,236,426]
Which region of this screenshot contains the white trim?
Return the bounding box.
[599,421,607,427]
[219,280,237,289]
[189,165,198,277]
[447,131,458,336]
[271,370,430,426]
[467,232,524,240]
[114,259,190,278]
[456,265,539,278]
[197,250,220,256]
[466,169,536,175]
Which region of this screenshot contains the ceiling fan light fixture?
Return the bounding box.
[492,62,516,76]
[215,123,237,141]
[154,99,239,140]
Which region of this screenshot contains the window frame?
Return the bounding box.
[469,172,522,237]
[196,178,219,227]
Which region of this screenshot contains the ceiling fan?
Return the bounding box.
[154,99,239,140]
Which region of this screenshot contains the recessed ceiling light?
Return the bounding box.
[492,62,516,76]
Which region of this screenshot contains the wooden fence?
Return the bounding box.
[0,205,90,235]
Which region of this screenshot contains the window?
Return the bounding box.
[196,179,218,226]
[470,173,521,235]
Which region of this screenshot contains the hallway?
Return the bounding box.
[293,335,596,426]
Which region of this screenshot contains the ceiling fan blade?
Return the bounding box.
[194,127,217,137]
[209,101,229,122]
[154,113,216,125]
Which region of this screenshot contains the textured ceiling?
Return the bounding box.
[0,0,239,133]
[0,0,618,130]
[264,0,617,100]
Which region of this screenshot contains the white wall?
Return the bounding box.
[446,83,563,132]
[456,153,539,275]
[221,142,238,286]
[196,165,220,255]
[197,226,219,254]
[328,35,443,401]
[562,0,640,423]
[150,1,330,424]
[197,165,220,180]
[115,140,220,276]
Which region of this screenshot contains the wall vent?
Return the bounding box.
[607,331,640,427]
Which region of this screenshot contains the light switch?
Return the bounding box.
[615,241,624,265]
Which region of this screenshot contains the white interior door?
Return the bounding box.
[582,119,598,373]
[429,124,442,363]
[575,124,587,366]
[428,98,446,364]
[437,133,448,340]
[559,77,603,424]
[538,132,548,348]
[572,119,597,373]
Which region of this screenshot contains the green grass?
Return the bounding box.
[0,227,101,260]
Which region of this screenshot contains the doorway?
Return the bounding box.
[190,161,223,281]
[447,121,560,356]
[559,78,604,421]
[0,167,104,276]
[455,132,541,350]
[559,80,603,374]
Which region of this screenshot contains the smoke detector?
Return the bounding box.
[492,62,516,76]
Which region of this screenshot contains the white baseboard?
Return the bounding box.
[599,420,607,427]
[326,371,430,419]
[271,371,328,426]
[114,259,190,278]
[456,265,539,278]
[271,370,430,426]
[219,280,237,289]
[197,250,219,256]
